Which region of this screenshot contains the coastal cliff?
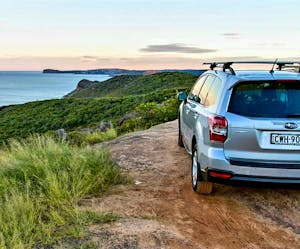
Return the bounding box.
[43,68,205,76]
[43,68,146,76]
[64,79,98,97]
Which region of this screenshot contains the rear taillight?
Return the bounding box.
[209,171,232,179]
[208,116,228,143]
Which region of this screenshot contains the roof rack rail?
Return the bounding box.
[203,61,300,74]
[277,64,300,73]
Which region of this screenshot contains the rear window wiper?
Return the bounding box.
[287,113,300,118]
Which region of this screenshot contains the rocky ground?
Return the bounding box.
[81,120,300,249]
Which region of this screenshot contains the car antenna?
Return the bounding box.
[270,58,278,73]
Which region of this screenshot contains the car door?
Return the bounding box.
[188,75,217,146]
[197,76,223,145]
[182,75,207,151]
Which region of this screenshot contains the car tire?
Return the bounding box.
[191,144,213,195]
[178,118,184,147]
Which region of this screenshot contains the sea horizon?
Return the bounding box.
[0,71,111,107]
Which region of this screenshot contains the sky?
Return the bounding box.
[0,0,300,70]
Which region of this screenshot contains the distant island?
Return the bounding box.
[43,68,205,76]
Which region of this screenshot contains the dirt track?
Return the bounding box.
[84,120,300,248]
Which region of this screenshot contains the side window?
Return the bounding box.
[205,77,222,108]
[199,75,215,105]
[188,75,207,101]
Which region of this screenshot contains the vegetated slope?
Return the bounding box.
[69,72,197,98]
[0,72,197,143]
[0,97,139,142]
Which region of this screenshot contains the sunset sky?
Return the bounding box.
[1,0,300,70]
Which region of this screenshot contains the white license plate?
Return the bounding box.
[271,133,300,146]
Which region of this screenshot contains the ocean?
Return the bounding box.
[0,71,111,107]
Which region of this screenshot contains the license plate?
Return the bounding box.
[271,133,300,146]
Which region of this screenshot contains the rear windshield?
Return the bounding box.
[228,81,300,118]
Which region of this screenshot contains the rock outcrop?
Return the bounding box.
[64,79,97,97]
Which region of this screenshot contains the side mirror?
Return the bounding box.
[193,96,201,103]
[178,91,187,102]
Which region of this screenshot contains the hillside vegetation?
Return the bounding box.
[69,72,197,98]
[0,72,197,143]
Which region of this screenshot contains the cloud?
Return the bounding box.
[81,56,110,62]
[81,56,98,62]
[82,56,96,59]
[221,33,239,36]
[256,42,286,47]
[140,43,217,54]
[220,33,240,39]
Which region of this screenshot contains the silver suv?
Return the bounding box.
[178,61,300,194]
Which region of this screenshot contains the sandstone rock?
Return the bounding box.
[56,129,69,140]
[76,79,97,91]
[96,121,113,132]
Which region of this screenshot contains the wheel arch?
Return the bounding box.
[192,136,197,151]
[178,102,184,121]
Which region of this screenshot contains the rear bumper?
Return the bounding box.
[199,147,300,184]
[206,169,300,184]
[229,159,300,169]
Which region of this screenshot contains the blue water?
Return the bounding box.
[0,71,111,107]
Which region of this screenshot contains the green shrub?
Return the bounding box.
[0,135,124,248]
[137,97,180,126]
[116,118,142,134]
[84,129,117,144]
[159,97,181,122]
[136,102,160,127]
[69,129,117,145]
[118,97,181,133]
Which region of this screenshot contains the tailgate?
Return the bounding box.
[223,80,300,163]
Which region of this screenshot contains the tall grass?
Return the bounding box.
[0,135,123,248]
